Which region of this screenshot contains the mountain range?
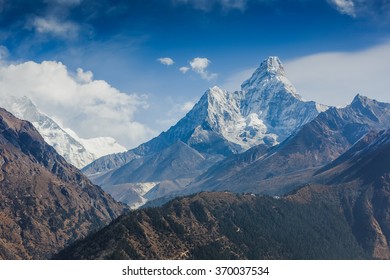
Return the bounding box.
[1,55,390,260]
[179,94,390,197]
[83,57,328,208]
[55,128,390,260]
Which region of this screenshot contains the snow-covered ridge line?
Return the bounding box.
[83,56,330,177]
[0,95,126,168]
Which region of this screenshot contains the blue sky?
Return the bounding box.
[1,0,390,148]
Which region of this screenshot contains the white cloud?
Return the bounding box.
[190,57,210,72]
[284,41,390,106]
[189,57,218,80]
[31,17,79,38]
[328,0,356,17]
[76,68,93,83]
[179,66,190,74]
[158,57,175,66]
[0,60,155,148]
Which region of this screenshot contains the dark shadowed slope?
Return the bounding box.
[55,192,366,260]
[0,108,127,259]
[55,128,390,260]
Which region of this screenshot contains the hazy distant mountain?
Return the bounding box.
[0,107,126,259]
[83,56,326,207]
[0,96,126,168]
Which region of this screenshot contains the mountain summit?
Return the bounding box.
[240,56,327,140]
[242,56,287,88]
[85,56,326,173]
[83,56,328,208]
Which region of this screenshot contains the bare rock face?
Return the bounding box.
[0,108,127,259]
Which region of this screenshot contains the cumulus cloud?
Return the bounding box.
[189,57,217,80]
[190,57,210,72]
[30,17,79,38]
[76,67,93,83]
[158,57,175,66]
[179,66,190,74]
[284,41,390,106]
[0,61,155,148]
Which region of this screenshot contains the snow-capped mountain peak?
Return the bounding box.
[64,128,127,159]
[0,95,126,168]
[258,56,285,76]
[241,56,301,103]
[182,57,325,152]
[85,56,328,177]
[238,56,326,140]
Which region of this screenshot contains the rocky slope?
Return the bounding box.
[0,107,127,259]
[55,191,367,260]
[55,129,390,259]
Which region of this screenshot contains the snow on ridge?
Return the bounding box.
[0,95,126,168]
[192,56,325,152]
